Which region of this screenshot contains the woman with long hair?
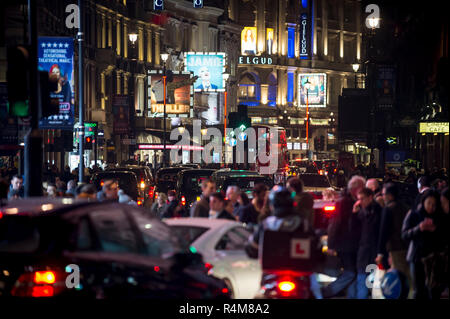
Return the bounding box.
[402,189,446,299]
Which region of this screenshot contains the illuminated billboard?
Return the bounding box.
[241,27,257,55]
[147,70,194,117]
[184,52,226,92]
[266,28,274,55]
[419,122,449,133]
[298,73,327,108]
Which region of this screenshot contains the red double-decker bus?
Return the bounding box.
[250,125,288,182]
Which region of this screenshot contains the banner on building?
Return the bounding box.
[147,70,194,117]
[298,73,327,107]
[241,27,257,55]
[266,28,274,55]
[184,52,226,92]
[112,95,129,134]
[38,37,75,130]
[376,65,396,108]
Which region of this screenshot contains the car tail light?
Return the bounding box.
[181,196,186,206]
[11,269,65,297]
[137,198,144,206]
[278,281,296,293]
[140,180,146,190]
[204,263,213,271]
[324,205,336,212]
[100,180,104,187]
[34,271,56,284]
[155,192,158,200]
[221,288,229,294]
[148,186,154,198]
[319,169,324,175]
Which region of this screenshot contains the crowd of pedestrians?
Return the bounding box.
[1,161,448,299]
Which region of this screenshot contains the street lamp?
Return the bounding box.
[223,72,230,167]
[128,33,138,45]
[352,63,360,88]
[160,52,169,167]
[304,78,311,154]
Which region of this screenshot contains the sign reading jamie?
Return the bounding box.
[298,73,327,108]
[238,56,273,65]
[184,52,226,92]
[38,37,74,130]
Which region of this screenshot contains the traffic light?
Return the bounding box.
[319,135,325,151]
[7,46,30,117]
[85,136,93,150]
[237,104,251,131]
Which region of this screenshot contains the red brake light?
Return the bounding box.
[148,186,154,197]
[324,205,336,212]
[32,285,54,297]
[278,281,296,292]
[181,196,186,206]
[154,266,160,272]
[100,180,104,187]
[221,288,229,294]
[34,271,56,284]
[204,263,213,271]
[137,198,144,206]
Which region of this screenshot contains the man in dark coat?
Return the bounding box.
[238,183,267,225]
[190,179,216,218]
[376,183,411,294]
[352,187,382,299]
[209,193,235,220]
[321,175,365,299]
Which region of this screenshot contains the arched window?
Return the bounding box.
[238,72,260,106]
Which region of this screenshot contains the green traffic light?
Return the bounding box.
[8,100,29,117]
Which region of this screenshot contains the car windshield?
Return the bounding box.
[92,172,138,198]
[0,216,40,253]
[156,181,176,193]
[156,168,185,182]
[300,174,331,187]
[222,176,273,191]
[169,226,209,248]
[181,173,213,194]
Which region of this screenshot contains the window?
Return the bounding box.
[287,27,295,58]
[215,227,251,251]
[76,218,93,251]
[129,209,179,258]
[238,84,256,98]
[268,73,277,106]
[170,226,209,246]
[287,72,294,102]
[90,209,139,253]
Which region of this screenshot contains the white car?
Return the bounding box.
[164,218,261,299]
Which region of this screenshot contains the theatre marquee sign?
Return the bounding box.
[239,56,273,65]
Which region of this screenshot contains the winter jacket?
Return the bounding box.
[402,206,446,263]
[356,201,382,272]
[377,200,409,257]
[327,189,361,253]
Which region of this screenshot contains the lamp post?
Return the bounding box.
[160,53,169,167]
[223,73,230,167]
[304,78,311,155]
[352,63,360,88]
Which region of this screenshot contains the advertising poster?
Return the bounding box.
[112,95,129,134]
[184,53,226,92]
[266,28,274,55]
[38,37,75,130]
[376,65,396,108]
[148,71,193,116]
[298,73,327,108]
[241,27,257,55]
